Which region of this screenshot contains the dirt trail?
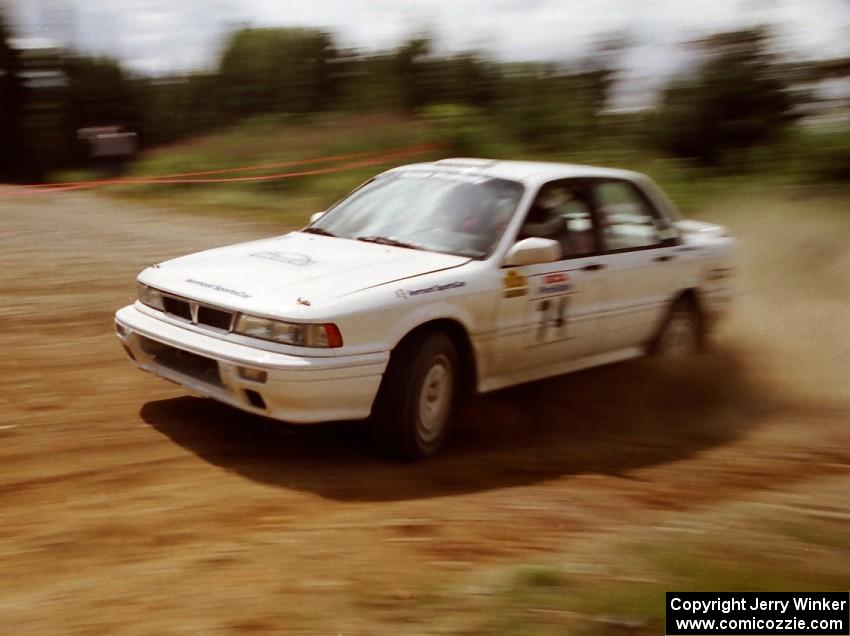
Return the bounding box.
[1,189,848,634]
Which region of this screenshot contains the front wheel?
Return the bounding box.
[652,297,703,357]
[370,331,460,460]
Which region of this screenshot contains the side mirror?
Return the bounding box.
[504,237,562,266]
[309,211,326,224]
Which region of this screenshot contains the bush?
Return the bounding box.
[421,103,521,157]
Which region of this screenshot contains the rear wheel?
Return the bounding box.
[371,331,459,460]
[653,296,703,357]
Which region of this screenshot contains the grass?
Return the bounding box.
[102,112,443,224]
[430,488,850,636]
[56,110,849,227]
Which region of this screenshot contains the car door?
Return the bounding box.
[494,179,611,376]
[589,178,681,352]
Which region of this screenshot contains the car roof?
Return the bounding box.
[386,158,645,187]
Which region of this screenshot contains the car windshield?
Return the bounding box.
[308,171,525,258]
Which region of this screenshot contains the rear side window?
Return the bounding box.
[594,181,670,251]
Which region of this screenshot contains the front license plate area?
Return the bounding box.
[139,336,223,387]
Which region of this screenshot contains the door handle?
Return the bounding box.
[582,263,605,271]
[653,254,675,262]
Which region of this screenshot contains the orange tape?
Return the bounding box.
[0,144,443,197]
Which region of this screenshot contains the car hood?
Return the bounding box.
[139,231,471,314]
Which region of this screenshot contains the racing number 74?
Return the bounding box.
[535,296,569,342]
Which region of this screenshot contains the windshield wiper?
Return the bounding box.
[301,227,337,237]
[355,235,423,250]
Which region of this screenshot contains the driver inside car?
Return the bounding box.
[519,188,569,240]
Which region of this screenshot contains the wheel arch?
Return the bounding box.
[392,318,478,405]
[650,287,706,353]
[676,287,702,309]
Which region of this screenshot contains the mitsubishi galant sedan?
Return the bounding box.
[115,158,735,459]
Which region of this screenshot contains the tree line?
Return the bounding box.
[1,11,847,182]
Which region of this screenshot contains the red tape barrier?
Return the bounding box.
[0,143,443,197]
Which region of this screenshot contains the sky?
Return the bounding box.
[3,0,849,85]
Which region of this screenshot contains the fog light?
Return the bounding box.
[244,389,266,410]
[238,366,268,383]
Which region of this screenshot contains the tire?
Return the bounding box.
[370,331,460,460]
[652,296,703,357]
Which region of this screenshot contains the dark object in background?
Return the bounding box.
[78,125,138,175]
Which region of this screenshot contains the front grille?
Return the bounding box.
[163,296,192,321]
[197,305,233,330]
[160,294,235,331]
[138,336,222,387]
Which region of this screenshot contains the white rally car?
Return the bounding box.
[115,159,734,458]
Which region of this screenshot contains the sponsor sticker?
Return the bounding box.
[398,281,466,298]
[538,283,572,296]
[543,272,568,284]
[533,271,573,298]
[185,278,250,298]
[503,270,529,298]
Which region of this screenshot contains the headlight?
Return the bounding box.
[234,314,343,348]
[137,283,165,311]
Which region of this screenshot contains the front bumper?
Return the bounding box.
[115,305,388,423]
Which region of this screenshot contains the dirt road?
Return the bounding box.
[1,189,848,634]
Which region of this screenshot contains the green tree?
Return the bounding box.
[64,55,143,162]
[390,37,433,112]
[341,37,437,112]
[655,28,799,165]
[432,52,501,108]
[489,60,615,151]
[218,27,339,117]
[65,56,138,127]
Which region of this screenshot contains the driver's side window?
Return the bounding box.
[519,180,596,259]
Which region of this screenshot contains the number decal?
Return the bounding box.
[535,296,569,342]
